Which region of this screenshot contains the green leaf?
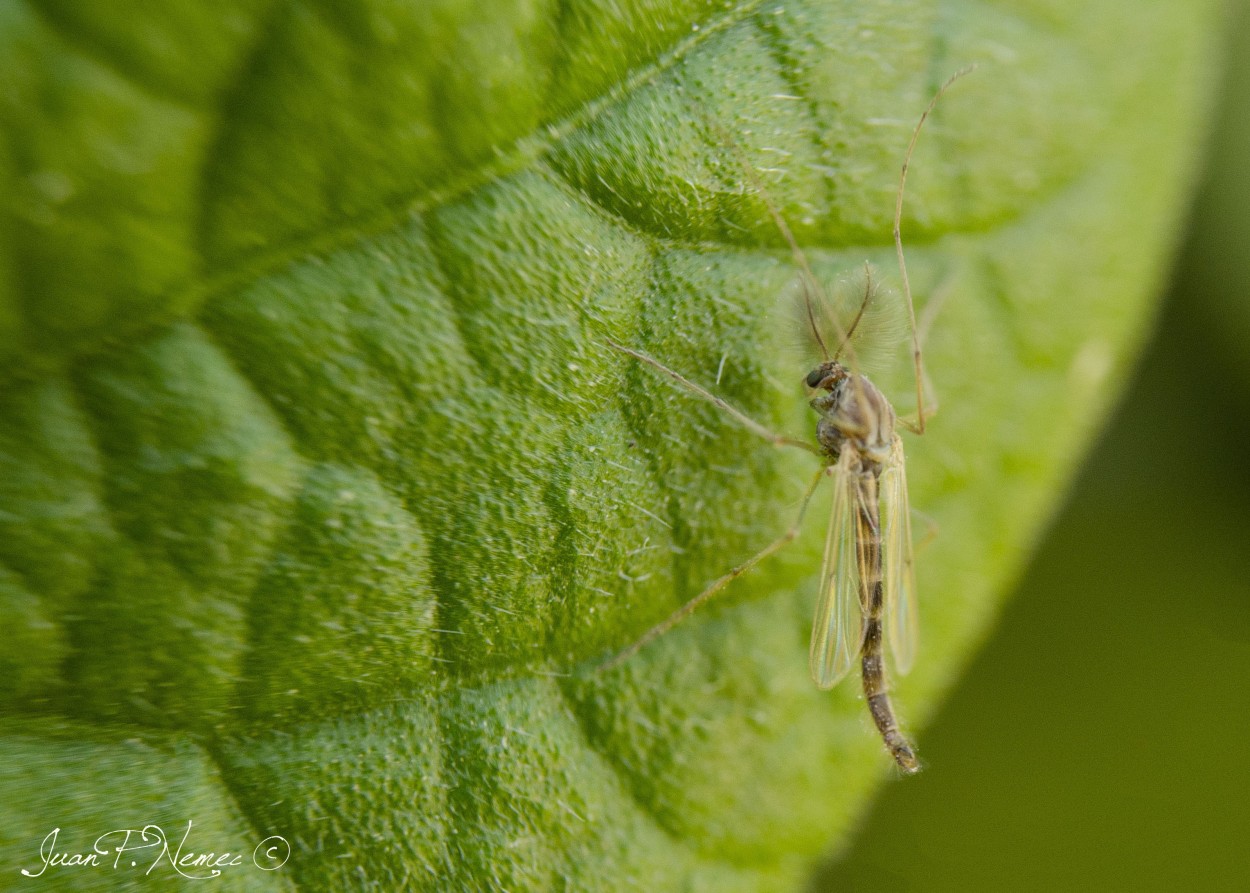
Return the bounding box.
[0,1,1224,890]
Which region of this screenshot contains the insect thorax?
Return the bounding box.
[809,370,896,467]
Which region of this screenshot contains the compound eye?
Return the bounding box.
[805,368,825,388]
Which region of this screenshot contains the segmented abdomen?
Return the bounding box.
[856,472,919,773]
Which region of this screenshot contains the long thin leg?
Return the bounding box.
[895,270,957,433]
[894,65,976,435]
[598,466,828,672]
[605,339,821,456]
[916,266,956,350]
[910,505,940,554]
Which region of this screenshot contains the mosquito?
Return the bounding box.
[598,68,974,773]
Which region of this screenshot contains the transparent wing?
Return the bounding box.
[809,450,864,689]
[880,435,919,675]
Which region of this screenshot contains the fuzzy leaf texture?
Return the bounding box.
[0,0,1224,890]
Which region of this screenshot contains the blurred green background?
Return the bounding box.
[820,7,1250,891]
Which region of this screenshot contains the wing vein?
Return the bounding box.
[809,449,864,688]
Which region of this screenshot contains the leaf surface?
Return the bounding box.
[0,0,1224,889]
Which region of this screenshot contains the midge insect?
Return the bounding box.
[599,67,975,773]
